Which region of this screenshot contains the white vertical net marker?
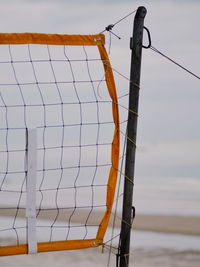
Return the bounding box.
[26,128,37,254]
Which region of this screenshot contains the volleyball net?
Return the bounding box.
[0,33,120,256]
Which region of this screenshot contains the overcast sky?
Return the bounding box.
[0,0,199,179]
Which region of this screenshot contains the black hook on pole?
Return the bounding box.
[142,26,151,49]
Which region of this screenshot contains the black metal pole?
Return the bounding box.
[119,6,147,267]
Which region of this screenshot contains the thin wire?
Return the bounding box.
[108,31,112,54]
[107,127,127,267]
[111,163,135,187]
[103,244,119,257]
[111,212,132,229]
[101,10,200,82]
[99,6,200,82]
[119,128,136,147]
[112,10,137,27]
[102,60,140,88]
[100,9,137,34]
[104,233,121,246]
[150,46,200,80]
[115,102,138,116]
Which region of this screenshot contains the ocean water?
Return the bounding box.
[133,175,200,216]
[131,230,200,250]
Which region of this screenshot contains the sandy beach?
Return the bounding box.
[133,214,200,236]
[1,208,200,236]
[0,246,200,267]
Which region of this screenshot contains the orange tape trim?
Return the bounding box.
[0,33,105,46]
[0,239,102,256]
[96,44,120,240]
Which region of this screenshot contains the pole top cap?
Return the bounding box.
[136,6,147,19]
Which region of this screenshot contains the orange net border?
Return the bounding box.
[0,33,120,256]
